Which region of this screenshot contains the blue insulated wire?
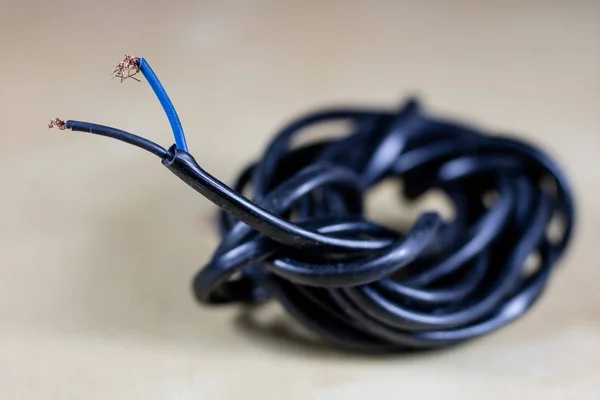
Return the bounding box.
[137,57,189,152]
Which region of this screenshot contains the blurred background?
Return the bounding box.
[0,0,599,398]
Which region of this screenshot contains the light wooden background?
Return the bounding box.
[0,1,598,398]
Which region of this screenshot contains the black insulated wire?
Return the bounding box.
[66,120,170,158]
[64,98,576,353]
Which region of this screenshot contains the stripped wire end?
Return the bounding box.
[112,54,141,83]
[48,118,66,130]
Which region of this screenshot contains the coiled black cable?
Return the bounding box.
[65,97,575,353]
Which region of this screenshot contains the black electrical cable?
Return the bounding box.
[62,97,575,353]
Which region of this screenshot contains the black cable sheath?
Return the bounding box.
[65,97,575,353]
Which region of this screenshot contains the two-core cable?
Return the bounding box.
[52,57,576,353]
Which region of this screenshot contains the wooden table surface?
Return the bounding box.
[1,1,599,398]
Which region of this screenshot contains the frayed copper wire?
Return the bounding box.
[48,118,66,130]
[112,54,141,83]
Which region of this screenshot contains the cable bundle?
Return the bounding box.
[52,56,575,353]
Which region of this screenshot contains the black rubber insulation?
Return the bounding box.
[65,98,575,352]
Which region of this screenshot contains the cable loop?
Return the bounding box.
[191,99,574,351]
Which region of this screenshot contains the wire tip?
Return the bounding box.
[48,118,66,130]
[112,54,141,83]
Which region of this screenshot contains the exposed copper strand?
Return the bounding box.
[112,54,141,83]
[48,118,66,130]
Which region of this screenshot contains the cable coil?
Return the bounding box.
[55,57,575,353]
